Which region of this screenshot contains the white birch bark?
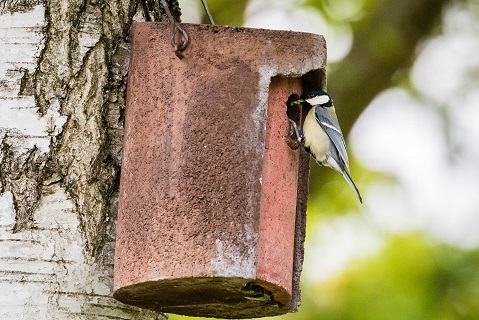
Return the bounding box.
[0,1,169,319]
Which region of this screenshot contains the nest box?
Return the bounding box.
[113,22,326,318]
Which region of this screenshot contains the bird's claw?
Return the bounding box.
[288,118,304,143]
[287,118,304,150]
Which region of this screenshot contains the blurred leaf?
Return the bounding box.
[307,154,395,224]
[305,0,372,23]
[200,0,249,26]
[262,235,479,320]
[302,234,479,320]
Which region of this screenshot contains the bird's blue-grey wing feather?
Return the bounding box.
[314,107,350,169]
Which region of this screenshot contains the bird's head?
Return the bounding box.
[300,90,333,107]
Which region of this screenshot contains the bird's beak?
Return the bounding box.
[288,94,304,107]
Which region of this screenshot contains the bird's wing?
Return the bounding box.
[314,107,350,169]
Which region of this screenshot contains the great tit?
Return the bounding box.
[289,90,362,203]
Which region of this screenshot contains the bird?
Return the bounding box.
[289,90,362,203]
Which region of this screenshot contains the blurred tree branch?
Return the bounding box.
[327,0,450,136]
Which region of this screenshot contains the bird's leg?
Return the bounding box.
[288,118,304,144]
[286,118,304,150]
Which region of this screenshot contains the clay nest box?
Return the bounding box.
[113,22,326,319]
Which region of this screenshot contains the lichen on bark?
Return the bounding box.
[0,0,43,14]
[0,138,45,231]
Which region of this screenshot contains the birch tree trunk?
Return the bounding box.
[0,0,179,318]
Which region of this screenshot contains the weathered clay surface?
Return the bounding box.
[114,22,325,318]
[254,77,301,305]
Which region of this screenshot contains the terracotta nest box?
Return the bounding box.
[113,22,326,318]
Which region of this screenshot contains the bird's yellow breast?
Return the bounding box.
[303,106,330,163]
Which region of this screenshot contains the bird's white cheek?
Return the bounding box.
[305,95,330,106]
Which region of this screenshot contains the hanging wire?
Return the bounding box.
[157,0,216,58]
[200,0,215,25]
[159,0,189,58]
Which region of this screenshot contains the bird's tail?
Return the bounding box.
[341,169,362,203]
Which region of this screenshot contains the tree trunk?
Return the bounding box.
[0,0,178,318]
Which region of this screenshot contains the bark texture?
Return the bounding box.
[35,0,134,257]
[0,0,179,318]
[7,0,181,260]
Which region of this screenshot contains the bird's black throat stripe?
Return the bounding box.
[304,146,324,165]
[305,146,315,159]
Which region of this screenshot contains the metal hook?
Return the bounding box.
[159,0,189,58]
[200,0,215,25]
